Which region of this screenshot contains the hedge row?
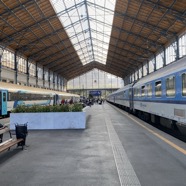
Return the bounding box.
[11,103,83,113]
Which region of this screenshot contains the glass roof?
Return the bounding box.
[50,0,116,65]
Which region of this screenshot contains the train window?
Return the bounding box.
[123,91,126,98]
[147,84,152,97]
[182,73,186,96]
[135,88,137,97]
[134,88,137,97]
[3,93,6,102]
[134,88,138,97]
[7,92,10,101]
[137,87,141,97]
[126,90,129,98]
[25,93,31,100]
[11,93,18,100]
[19,93,25,100]
[119,92,123,99]
[129,89,132,97]
[155,81,162,97]
[141,86,145,97]
[9,92,14,101]
[166,76,175,97]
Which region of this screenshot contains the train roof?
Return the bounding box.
[0,82,80,97]
[135,57,186,86]
[109,84,132,95]
[108,57,186,96]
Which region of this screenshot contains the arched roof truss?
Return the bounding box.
[0,0,185,80]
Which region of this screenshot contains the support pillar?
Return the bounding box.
[154,54,156,71]
[26,58,29,86]
[48,71,50,89]
[176,36,180,60]
[163,47,166,67]
[0,48,3,82]
[53,72,55,90]
[36,63,38,87]
[146,62,149,75]
[43,66,45,88]
[57,74,59,91]
[14,51,18,84]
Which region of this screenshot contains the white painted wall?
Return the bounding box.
[10,112,86,130]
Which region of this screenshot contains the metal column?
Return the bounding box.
[26,58,29,86]
[14,51,18,84]
[36,63,38,87]
[0,48,3,82]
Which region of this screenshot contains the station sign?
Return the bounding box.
[89,90,101,96]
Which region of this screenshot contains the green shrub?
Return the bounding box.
[70,103,83,112]
[11,103,83,113]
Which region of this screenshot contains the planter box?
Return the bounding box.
[10,112,86,130]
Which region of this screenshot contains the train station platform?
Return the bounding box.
[0,103,186,186]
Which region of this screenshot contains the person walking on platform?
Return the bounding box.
[69,98,73,104]
[61,99,65,105]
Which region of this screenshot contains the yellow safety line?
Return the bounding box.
[112,105,186,155]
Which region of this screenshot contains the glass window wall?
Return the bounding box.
[166,42,176,65]
[143,63,147,76]
[29,62,36,76]
[179,33,186,57]
[156,53,164,70]
[37,65,43,79]
[149,59,154,73]
[67,68,123,90]
[17,56,26,73]
[1,50,14,69]
[50,0,117,65]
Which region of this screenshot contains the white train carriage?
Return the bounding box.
[107,84,132,111]
[107,56,186,135]
[0,82,80,117]
[133,57,186,131]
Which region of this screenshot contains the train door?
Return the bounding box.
[0,90,8,116]
[129,88,133,112]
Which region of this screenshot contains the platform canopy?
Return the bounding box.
[0,0,185,80]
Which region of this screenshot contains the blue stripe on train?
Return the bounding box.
[114,98,186,104]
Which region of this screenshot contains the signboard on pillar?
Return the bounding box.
[89,90,101,96]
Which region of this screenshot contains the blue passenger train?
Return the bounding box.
[107,57,186,136]
[0,82,80,117]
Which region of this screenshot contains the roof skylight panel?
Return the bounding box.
[50,0,116,65]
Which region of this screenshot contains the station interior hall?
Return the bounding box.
[0,0,185,97]
[0,1,186,186]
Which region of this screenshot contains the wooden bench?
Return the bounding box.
[0,125,24,153]
[0,126,10,143]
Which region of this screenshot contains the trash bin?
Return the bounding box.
[15,124,28,146]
